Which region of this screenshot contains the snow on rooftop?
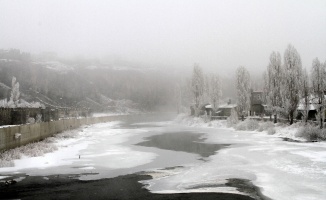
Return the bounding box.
[218,104,237,109]
[297,94,326,111]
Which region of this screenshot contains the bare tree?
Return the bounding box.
[281,44,302,125]
[236,66,251,115]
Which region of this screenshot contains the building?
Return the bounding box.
[216,103,238,117]
[250,91,265,116]
[296,95,324,121]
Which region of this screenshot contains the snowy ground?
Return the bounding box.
[175,113,306,141]
[1,115,326,200]
[0,121,157,179]
[141,126,326,200]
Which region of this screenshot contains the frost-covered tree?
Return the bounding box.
[191,64,204,108]
[227,108,239,126]
[301,69,310,123]
[174,82,182,114]
[202,74,211,103]
[8,76,20,108]
[236,66,251,115]
[209,74,222,109]
[311,58,325,128]
[262,71,268,104]
[266,52,283,116]
[182,78,193,108]
[281,44,302,124]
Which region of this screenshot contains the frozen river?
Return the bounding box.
[1,114,326,200]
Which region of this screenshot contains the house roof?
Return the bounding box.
[297,95,326,111]
[218,104,237,109]
[297,104,316,111]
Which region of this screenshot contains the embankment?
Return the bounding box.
[0,115,128,152]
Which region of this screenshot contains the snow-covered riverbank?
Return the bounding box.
[174,113,313,142]
[0,121,157,179]
[1,114,326,200]
[141,116,326,200]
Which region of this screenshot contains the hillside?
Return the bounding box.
[0,50,175,112]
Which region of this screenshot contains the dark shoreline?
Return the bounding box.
[0,172,271,200]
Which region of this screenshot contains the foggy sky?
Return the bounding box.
[0,0,325,74]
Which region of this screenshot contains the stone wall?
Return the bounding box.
[0,115,125,152]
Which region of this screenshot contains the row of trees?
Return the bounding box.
[183,44,325,128]
[261,44,325,127]
[175,64,223,115]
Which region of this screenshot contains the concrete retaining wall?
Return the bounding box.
[0,115,126,152]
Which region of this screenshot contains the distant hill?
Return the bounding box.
[0,50,175,112]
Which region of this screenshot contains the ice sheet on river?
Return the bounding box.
[141,127,326,200]
[1,119,326,200]
[0,121,157,177]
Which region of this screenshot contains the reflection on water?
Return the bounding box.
[137,132,229,157]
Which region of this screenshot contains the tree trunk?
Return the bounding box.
[320,108,323,129]
[289,111,294,125]
[274,114,277,124]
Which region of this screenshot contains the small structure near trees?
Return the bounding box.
[250,91,265,116]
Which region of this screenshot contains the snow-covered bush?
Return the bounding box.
[267,127,276,135]
[26,117,35,124]
[246,119,259,130]
[0,128,80,168]
[258,121,274,132]
[18,99,45,108]
[0,77,44,108]
[227,109,239,127]
[235,121,246,130]
[0,148,21,167]
[235,119,259,131]
[0,99,7,107]
[296,124,326,141]
[10,77,20,107]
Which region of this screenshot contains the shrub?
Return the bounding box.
[26,117,35,124]
[227,109,239,127]
[235,121,246,130]
[296,124,326,141]
[258,121,274,132]
[235,119,259,131]
[0,129,78,168]
[246,119,259,131]
[267,127,276,135]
